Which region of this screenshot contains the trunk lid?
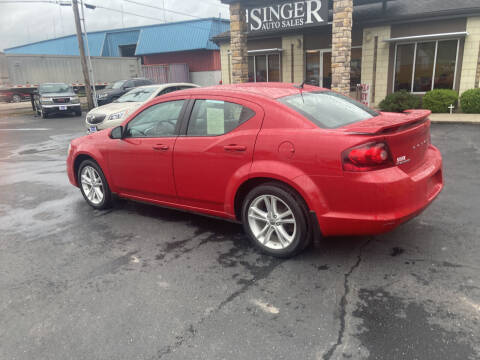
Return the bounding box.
[341,110,431,172]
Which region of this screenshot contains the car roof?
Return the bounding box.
[170,83,325,100]
[139,83,200,89]
[130,83,200,91]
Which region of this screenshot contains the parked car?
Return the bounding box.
[34,83,81,118]
[67,83,443,258]
[0,91,30,103]
[85,83,199,133]
[96,78,153,105]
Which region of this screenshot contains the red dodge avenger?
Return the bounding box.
[67,83,443,258]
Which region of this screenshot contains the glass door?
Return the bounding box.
[306,51,320,86]
[305,50,332,88]
[321,51,332,89]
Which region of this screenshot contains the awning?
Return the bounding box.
[247,48,283,55]
[384,32,468,43]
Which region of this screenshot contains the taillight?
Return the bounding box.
[342,142,394,172]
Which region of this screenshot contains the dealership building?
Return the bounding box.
[216,0,480,106]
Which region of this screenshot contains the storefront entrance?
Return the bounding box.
[305,47,362,94]
[306,49,331,88]
[248,53,281,82]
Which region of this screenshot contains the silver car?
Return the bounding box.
[85,83,199,133]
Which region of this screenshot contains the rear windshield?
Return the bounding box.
[115,87,156,103]
[278,91,378,129]
[106,81,126,89]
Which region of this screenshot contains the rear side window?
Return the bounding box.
[278,91,378,129]
[187,100,255,136]
[158,86,179,96]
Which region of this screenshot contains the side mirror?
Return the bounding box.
[110,126,124,139]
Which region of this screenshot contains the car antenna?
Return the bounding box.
[293,80,307,103]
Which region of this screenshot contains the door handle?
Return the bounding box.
[152,144,169,151]
[223,145,247,152]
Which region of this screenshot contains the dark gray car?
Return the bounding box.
[96,78,153,105]
[34,83,81,119]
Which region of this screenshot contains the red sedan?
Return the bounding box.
[67,83,443,258]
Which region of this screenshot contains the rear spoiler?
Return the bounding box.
[341,110,431,135]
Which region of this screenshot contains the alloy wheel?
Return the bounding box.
[247,194,297,250]
[80,166,104,205]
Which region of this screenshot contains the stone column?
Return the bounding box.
[331,0,353,96]
[229,3,248,83]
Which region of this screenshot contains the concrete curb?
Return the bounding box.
[430,120,480,124]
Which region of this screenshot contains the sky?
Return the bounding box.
[0,0,230,51]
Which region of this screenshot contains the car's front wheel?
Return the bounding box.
[242,183,310,258]
[78,160,112,209]
[40,107,48,119]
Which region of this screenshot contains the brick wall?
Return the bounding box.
[143,50,220,72]
[331,0,353,96]
[229,3,248,83]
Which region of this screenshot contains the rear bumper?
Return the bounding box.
[314,145,443,236]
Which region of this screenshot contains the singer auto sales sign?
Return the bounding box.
[245,1,328,34]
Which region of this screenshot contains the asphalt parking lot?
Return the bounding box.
[0,111,479,360]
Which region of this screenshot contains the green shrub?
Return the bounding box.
[378,90,421,113]
[422,89,458,113]
[460,88,480,113]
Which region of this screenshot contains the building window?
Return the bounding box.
[248,54,281,82]
[119,44,137,57]
[394,39,459,93]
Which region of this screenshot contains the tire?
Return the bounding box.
[12,94,21,103]
[75,110,82,117]
[41,107,48,119]
[242,183,311,258]
[78,160,112,210]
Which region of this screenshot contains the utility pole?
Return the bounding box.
[72,0,94,110]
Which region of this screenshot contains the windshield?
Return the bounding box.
[106,81,126,90]
[278,91,378,129]
[115,87,157,103]
[39,83,73,94]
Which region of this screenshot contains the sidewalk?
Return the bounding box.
[429,113,480,124]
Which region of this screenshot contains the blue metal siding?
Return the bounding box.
[4,32,105,56]
[4,18,229,57]
[101,30,140,57]
[206,20,230,50]
[135,19,230,55]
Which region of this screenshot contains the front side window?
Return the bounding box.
[278,91,378,129]
[394,39,459,92]
[248,54,281,82]
[187,100,255,136]
[125,100,185,138]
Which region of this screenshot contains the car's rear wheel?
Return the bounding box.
[12,94,21,103]
[74,110,82,117]
[242,183,310,258]
[78,160,112,209]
